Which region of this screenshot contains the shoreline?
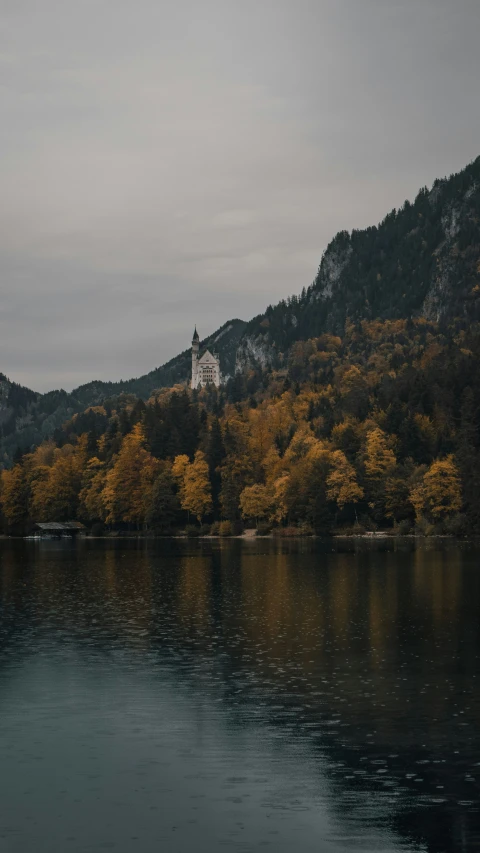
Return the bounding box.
[10,531,480,542]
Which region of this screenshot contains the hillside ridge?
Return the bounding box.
[236,154,480,370]
[2,154,479,463]
[0,319,246,463]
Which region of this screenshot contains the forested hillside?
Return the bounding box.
[1,155,479,475]
[3,317,480,537]
[237,156,480,370]
[0,320,246,464]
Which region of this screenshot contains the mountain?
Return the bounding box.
[237,155,480,370]
[0,319,246,464]
[2,154,479,464]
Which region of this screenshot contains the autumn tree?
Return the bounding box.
[364,428,397,479]
[78,457,107,523]
[239,484,271,525]
[326,450,364,515]
[410,455,462,528]
[103,424,159,527]
[268,431,334,531]
[172,454,190,504]
[28,438,87,522]
[271,474,290,524]
[1,463,30,532]
[363,427,397,523]
[174,450,212,524]
[46,446,85,520]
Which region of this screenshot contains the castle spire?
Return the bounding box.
[191,325,200,390]
[191,325,221,389]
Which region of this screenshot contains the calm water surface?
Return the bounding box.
[0,538,479,853]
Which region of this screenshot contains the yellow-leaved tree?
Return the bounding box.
[172,454,190,504]
[29,437,88,521]
[363,426,397,522]
[364,428,397,479]
[271,474,291,524]
[173,450,212,524]
[326,450,364,513]
[239,484,271,525]
[103,424,159,527]
[78,457,107,522]
[410,455,462,526]
[1,464,30,531]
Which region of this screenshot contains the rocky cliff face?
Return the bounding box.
[235,333,275,374]
[0,377,13,437]
[236,155,480,369]
[421,180,478,321]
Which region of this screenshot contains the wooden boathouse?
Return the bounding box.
[33,522,86,538]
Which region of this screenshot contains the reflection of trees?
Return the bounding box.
[413,545,462,628]
[210,540,480,852]
[0,540,155,655]
[99,544,153,647]
[0,545,17,600]
[2,538,480,851]
[177,554,211,631]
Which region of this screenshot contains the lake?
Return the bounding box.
[0,537,479,853]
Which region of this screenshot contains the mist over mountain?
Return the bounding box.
[1,155,479,464]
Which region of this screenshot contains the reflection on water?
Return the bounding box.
[0,538,479,852]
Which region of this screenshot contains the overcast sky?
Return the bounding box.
[1,0,479,392]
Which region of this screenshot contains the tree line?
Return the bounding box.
[1,318,478,537]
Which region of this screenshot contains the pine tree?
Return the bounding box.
[206,417,225,518]
[145,471,179,533]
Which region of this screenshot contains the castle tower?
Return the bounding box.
[191,326,200,389]
[191,326,221,389]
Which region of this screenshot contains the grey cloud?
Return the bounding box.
[1,0,479,391]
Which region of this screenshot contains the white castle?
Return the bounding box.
[191,327,221,389]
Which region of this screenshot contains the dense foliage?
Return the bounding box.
[2,155,480,528]
[2,318,479,537]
